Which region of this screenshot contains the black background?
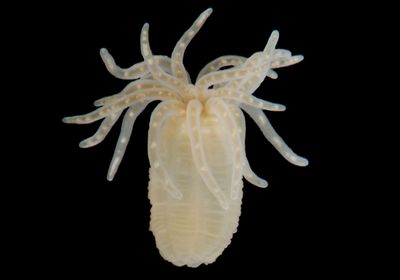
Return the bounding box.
[11,0,380,277]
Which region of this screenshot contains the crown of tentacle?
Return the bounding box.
[63,8,308,209]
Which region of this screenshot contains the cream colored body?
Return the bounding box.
[148,113,243,267]
[64,8,308,268]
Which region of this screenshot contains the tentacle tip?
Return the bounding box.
[106,174,114,182]
[142,23,149,30]
[297,55,304,62]
[297,157,309,167]
[276,104,286,111]
[271,30,280,38]
[62,117,72,123]
[78,140,93,149]
[291,156,309,167]
[205,7,213,14]
[78,141,87,148]
[260,181,269,188]
[268,70,278,79]
[100,48,108,55]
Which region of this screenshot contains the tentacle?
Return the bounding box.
[63,88,179,125]
[186,99,229,210]
[197,55,245,92]
[196,63,257,91]
[196,41,303,92]
[79,111,122,148]
[271,55,304,69]
[222,52,273,95]
[107,101,151,181]
[140,24,187,95]
[171,8,213,82]
[260,30,280,80]
[93,79,163,107]
[94,95,118,107]
[241,104,308,166]
[196,55,245,81]
[196,50,301,94]
[243,163,269,188]
[100,48,179,80]
[227,67,275,96]
[207,98,244,200]
[264,30,279,57]
[148,101,185,198]
[274,49,291,58]
[223,32,303,96]
[196,51,276,91]
[230,106,268,188]
[223,32,280,94]
[213,88,286,111]
[196,49,294,82]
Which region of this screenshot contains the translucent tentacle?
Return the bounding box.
[222,32,304,96]
[148,101,185,198]
[107,101,151,181]
[196,49,301,94]
[63,88,179,125]
[196,49,295,82]
[94,95,118,107]
[223,52,271,95]
[93,79,163,107]
[229,106,268,188]
[261,30,280,80]
[266,69,278,79]
[196,55,245,81]
[200,57,249,91]
[213,88,286,111]
[264,30,279,58]
[100,48,176,80]
[224,31,280,94]
[229,31,279,91]
[196,64,256,91]
[274,49,291,58]
[196,49,298,92]
[207,98,244,200]
[186,99,229,210]
[241,104,308,166]
[271,55,304,69]
[79,111,122,148]
[140,24,187,95]
[196,50,279,91]
[171,8,213,82]
[243,163,269,188]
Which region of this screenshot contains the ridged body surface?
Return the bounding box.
[148,113,243,267]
